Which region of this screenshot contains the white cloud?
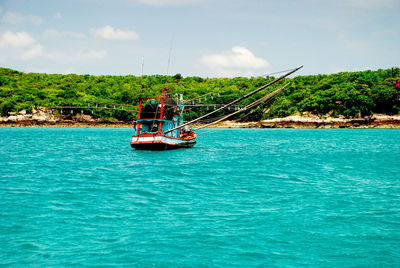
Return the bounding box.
[138,0,203,6]
[201,46,270,77]
[85,50,107,59]
[54,12,62,19]
[0,30,105,64]
[0,31,43,60]
[21,44,44,59]
[2,12,23,24]
[42,29,85,39]
[91,25,139,40]
[1,12,42,25]
[29,15,42,26]
[46,49,107,62]
[344,0,397,8]
[203,46,269,69]
[0,31,35,47]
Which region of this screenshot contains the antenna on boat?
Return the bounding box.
[166,35,174,75]
[140,56,144,92]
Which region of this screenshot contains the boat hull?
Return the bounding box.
[131,134,196,150]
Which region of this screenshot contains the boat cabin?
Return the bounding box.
[135,90,183,138]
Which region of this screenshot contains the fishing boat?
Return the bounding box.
[131,66,303,150]
[130,90,196,150]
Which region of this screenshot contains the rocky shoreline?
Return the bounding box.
[258,114,400,129]
[0,107,133,128]
[1,108,399,129]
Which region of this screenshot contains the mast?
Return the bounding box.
[164,65,303,134]
[166,35,174,75]
[140,56,144,93]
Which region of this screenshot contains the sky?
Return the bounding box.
[0,0,399,77]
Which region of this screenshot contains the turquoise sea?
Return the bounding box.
[1,127,399,266]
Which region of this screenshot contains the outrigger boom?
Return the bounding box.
[164,65,303,134]
[131,66,302,150]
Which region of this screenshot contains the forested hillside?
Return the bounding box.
[0,67,399,122]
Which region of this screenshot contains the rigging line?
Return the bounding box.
[241,99,272,120]
[235,86,285,121]
[236,96,275,121]
[183,91,251,104]
[197,114,227,124]
[195,83,290,130]
[257,68,297,78]
[173,93,266,112]
[81,102,138,108]
[165,92,248,112]
[182,90,219,103]
[164,65,303,134]
[242,83,290,111]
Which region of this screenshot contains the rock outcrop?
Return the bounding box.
[0,107,130,127]
[259,113,400,128]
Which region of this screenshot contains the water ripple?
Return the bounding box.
[0,128,399,266]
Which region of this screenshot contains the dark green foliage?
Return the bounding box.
[266,68,400,118]
[0,99,16,115]
[173,73,182,80]
[0,67,399,121]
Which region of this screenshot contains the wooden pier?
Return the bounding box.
[48,102,138,114]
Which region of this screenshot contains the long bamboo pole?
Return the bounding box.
[195,83,290,130]
[164,65,303,134]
